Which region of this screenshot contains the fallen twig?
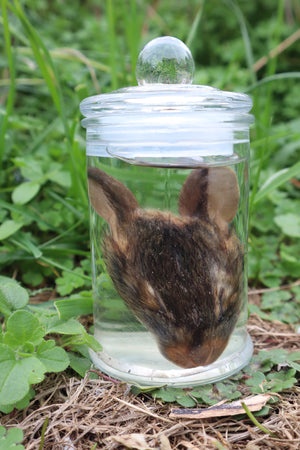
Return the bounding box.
[170,394,271,419]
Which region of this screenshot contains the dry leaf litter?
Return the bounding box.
[1,313,299,449]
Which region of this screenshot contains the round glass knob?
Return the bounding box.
[136,36,195,85]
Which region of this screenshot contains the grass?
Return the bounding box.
[0,0,300,441]
[1,0,299,286]
[0,0,16,169]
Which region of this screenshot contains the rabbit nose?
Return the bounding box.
[162,337,228,368]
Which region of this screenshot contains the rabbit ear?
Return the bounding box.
[87,167,139,238]
[179,167,239,230]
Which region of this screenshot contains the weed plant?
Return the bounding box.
[0,0,300,414]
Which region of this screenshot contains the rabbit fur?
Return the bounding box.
[88,166,244,368]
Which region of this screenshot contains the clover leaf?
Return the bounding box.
[4,311,44,349]
[190,380,241,405]
[0,426,24,449]
[0,345,45,405]
[0,309,70,410]
[0,277,29,316]
[36,340,70,372]
[153,387,196,407]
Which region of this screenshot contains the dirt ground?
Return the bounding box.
[1,313,299,449]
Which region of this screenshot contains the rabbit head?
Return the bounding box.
[88,165,243,368]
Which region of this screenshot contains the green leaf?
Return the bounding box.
[21,342,35,354]
[11,233,43,258]
[245,372,266,393]
[0,344,45,405]
[274,213,300,237]
[256,349,289,366]
[254,161,300,204]
[249,349,300,376]
[280,244,300,277]
[12,181,41,205]
[48,169,71,188]
[36,340,69,372]
[4,310,44,348]
[55,292,93,320]
[288,351,300,362]
[248,304,271,321]
[153,381,241,407]
[79,331,102,353]
[22,269,44,287]
[252,290,300,325]
[0,389,35,414]
[214,381,242,400]
[290,361,300,371]
[0,220,23,240]
[69,344,91,359]
[68,352,93,377]
[266,369,297,392]
[14,157,44,182]
[153,387,180,402]
[254,406,271,417]
[0,277,29,315]
[56,268,87,296]
[45,317,85,335]
[175,393,196,407]
[61,328,102,353]
[190,380,241,405]
[0,426,24,449]
[261,291,291,310]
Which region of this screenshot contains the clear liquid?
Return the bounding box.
[87,155,253,386]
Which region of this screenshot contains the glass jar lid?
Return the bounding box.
[80,37,254,166]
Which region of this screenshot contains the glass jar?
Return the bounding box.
[80,37,254,387]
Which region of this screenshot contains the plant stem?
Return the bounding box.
[39,416,49,450]
[242,402,277,437]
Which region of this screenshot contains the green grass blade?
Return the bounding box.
[0,13,29,46]
[245,72,300,93]
[224,0,256,84]
[39,219,85,249]
[254,161,300,204]
[11,0,64,119]
[186,0,205,49]
[17,46,112,76]
[0,0,16,170]
[0,199,57,231]
[122,0,142,85]
[40,257,91,281]
[250,130,300,150]
[9,0,87,204]
[10,235,42,258]
[107,0,118,90]
[43,248,89,258]
[38,417,49,450]
[249,0,285,217]
[46,190,86,220]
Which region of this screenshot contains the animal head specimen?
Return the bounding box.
[88,165,243,368]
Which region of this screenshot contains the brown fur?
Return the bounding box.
[88,166,244,368]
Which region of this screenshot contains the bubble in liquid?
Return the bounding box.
[136,36,195,86]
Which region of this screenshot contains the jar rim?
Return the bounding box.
[80,84,253,119]
[80,84,253,164]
